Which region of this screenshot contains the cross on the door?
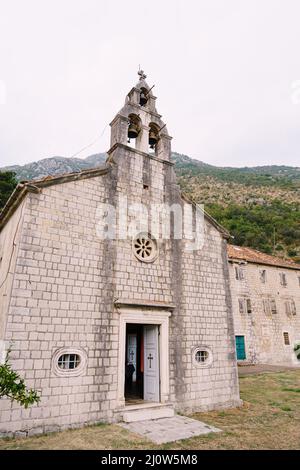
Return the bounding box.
[129,350,134,361]
[147,353,153,369]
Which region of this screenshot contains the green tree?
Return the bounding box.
[0,171,18,211]
[0,350,40,408]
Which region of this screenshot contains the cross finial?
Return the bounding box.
[138,69,147,80]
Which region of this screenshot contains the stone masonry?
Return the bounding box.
[0,74,241,436]
[228,245,300,365]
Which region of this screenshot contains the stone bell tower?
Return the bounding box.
[104,70,240,418]
[109,70,172,162]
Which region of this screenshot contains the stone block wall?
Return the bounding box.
[170,230,240,412]
[0,145,240,435]
[230,261,300,365]
[110,145,240,412]
[0,174,120,435]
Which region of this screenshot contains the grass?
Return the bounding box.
[1,370,300,450]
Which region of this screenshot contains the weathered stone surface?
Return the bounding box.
[229,258,300,365]
[0,75,240,435]
[119,415,221,444]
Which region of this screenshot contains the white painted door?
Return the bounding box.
[127,334,137,382]
[144,325,160,402]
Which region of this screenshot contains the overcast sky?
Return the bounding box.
[1,0,300,168]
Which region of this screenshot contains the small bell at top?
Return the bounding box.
[140,91,148,106]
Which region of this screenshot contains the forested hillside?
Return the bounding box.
[172,153,300,261]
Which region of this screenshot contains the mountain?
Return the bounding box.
[172,153,300,260]
[2,153,107,181]
[1,152,300,261]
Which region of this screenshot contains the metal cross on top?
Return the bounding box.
[147,353,153,369]
[138,69,147,80]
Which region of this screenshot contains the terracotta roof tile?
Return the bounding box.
[227,244,300,270]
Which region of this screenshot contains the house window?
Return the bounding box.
[260,269,266,283]
[58,354,81,370]
[195,350,209,363]
[239,298,252,314]
[280,272,287,287]
[235,266,244,281]
[285,300,296,317]
[263,299,271,316]
[270,299,277,314]
[193,347,212,367]
[52,348,87,377]
[283,332,290,346]
[238,299,245,314]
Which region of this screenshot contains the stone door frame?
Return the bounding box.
[117,308,171,408]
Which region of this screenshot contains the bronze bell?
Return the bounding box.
[140,91,148,106]
[149,129,158,148]
[128,122,139,139]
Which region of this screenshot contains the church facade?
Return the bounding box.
[0,73,240,436]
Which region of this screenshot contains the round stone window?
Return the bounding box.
[193,347,212,367]
[195,350,209,363]
[52,348,87,377]
[133,232,158,263]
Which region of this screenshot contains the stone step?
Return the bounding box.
[122,403,174,423]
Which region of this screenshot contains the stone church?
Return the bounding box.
[0,72,240,436]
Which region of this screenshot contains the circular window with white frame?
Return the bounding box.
[133,232,158,263]
[193,347,213,368]
[52,348,87,377]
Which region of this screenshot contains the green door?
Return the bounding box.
[235,336,246,360]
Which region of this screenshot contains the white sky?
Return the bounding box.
[0,0,300,167]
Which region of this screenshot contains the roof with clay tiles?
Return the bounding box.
[227,244,300,270]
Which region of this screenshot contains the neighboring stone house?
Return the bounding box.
[228,244,300,366]
[0,73,240,436]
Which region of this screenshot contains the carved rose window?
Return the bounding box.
[133,233,158,263]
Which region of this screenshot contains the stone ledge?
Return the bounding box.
[107,142,174,166]
[114,299,175,311]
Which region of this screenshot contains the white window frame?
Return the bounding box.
[283,332,290,346]
[235,266,244,281]
[280,272,287,287]
[263,299,271,316]
[260,269,267,283]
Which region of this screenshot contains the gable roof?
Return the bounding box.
[227,244,300,271]
[0,165,109,232]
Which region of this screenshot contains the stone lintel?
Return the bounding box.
[114,299,175,311]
